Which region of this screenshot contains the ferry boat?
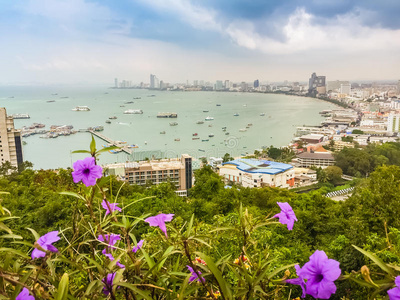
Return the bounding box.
[72,106,90,111]
[196,121,204,124]
[157,112,177,118]
[124,109,143,114]
[205,116,214,121]
[109,116,117,119]
[160,131,166,134]
[233,113,239,116]
[169,122,178,126]
[12,113,30,119]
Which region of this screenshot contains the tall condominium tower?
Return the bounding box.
[0,107,23,167]
[308,72,326,95]
[150,74,156,89]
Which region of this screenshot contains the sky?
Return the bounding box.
[1,0,400,85]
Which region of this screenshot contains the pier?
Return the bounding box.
[88,130,132,155]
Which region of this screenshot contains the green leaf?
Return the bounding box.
[196,252,232,300]
[348,276,378,288]
[117,282,153,300]
[56,273,69,300]
[267,263,296,280]
[90,135,96,155]
[85,280,102,296]
[1,233,23,239]
[352,245,395,276]
[27,228,40,241]
[59,191,86,202]
[71,150,91,154]
[0,247,30,259]
[185,214,195,238]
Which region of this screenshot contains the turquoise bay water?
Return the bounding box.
[0,86,336,169]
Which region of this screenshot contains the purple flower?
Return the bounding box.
[71,157,102,187]
[16,288,34,300]
[273,202,298,230]
[187,265,205,283]
[31,231,60,259]
[102,272,116,296]
[102,251,125,269]
[98,234,121,249]
[388,276,400,300]
[132,240,144,253]
[297,250,341,299]
[101,199,122,216]
[285,265,306,298]
[144,213,174,238]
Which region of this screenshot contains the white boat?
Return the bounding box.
[208,134,214,137]
[260,113,266,116]
[124,109,143,114]
[233,113,239,116]
[72,106,90,111]
[239,128,247,132]
[169,122,178,126]
[12,113,30,119]
[205,116,214,121]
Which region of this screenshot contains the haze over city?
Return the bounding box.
[1,0,400,85]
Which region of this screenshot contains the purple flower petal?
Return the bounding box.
[72,157,103,187]
[297,250,341,299]
[187,265,205,283]
[132,240,144,253]
[285,265,306,298]
[388,276,400,300]
[116,261,125,268]
[273,202,297,230]
[102,272,116,296]
[32,231,60,259]
[101,199,122,216]
[98,234,121,247]
[16,287,35,300]
[145,213,174,238]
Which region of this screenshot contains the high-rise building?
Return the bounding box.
[114,78,118,88]
[387,114,400,133]
[224,80,230,89]
[215,80,223,91]
[0,108,23,168]
[340,83,351,95]
[308,72,326,95]
[150,74,155,89]
[254,79,259,88]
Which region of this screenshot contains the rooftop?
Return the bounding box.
[222,159,293,175]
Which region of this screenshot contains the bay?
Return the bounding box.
[0,85,336,169]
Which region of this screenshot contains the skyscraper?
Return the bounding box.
[150,74,155,89]
[308,72,326,96]
[254,79,259,88]
[0,107,23,168]
[114,78,118,88]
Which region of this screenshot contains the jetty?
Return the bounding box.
[88,130,132,155]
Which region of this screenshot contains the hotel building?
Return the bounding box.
[0,107,23,168]
[219,159,295,188]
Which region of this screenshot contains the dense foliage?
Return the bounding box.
[1,140,400,299]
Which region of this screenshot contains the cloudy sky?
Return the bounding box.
[1,0,400,85]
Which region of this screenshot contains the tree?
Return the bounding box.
[351,129,364,134]
[0,161,17,176]
[222,153,233,163]
[324,166,343,185]
[267,146,282,160]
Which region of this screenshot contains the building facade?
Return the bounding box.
[387,114,400,133]
[308,72,326,95]
[0,107,24,168]
[105,154,192,191]
[219,159,295,188]
[296,152,335,168]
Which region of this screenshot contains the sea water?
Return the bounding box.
[0,85,336,169]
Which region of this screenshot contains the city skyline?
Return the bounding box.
[1,0,400,85]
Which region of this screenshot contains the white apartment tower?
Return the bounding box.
[0,108,24,167]
[387,114,400,133]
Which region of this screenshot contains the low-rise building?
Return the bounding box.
[219,159,295,188]
[105,154,192,191]
[299,134,325,144]
[209,157,223,168]
[296,152,335,168]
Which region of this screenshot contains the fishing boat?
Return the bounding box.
[125,101,134,104]
[109,149,122,154]
[47,100,56,103]
[127,144,139,148]
[192,137,200,140]
[202,139,209,142]
[225,132,230,135]
[239,128,247,132]
[160,131,166,134]
[233,113,239,116]
[203,110,209,113]
[124,109,143,114]
[247,123,253,126]
[198,149,205,152]
[260,113,266,116]
[72,106,90,111]
[174,138,180,141]
[192,133,198,136]
[208,134,214,137]
[133,97,141,99]
[216,104,221,106]
[169,122,178,126]
[205,116,214,121]
[105,120,111,124]
[109,116,117,119]
[196,121,204,124]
